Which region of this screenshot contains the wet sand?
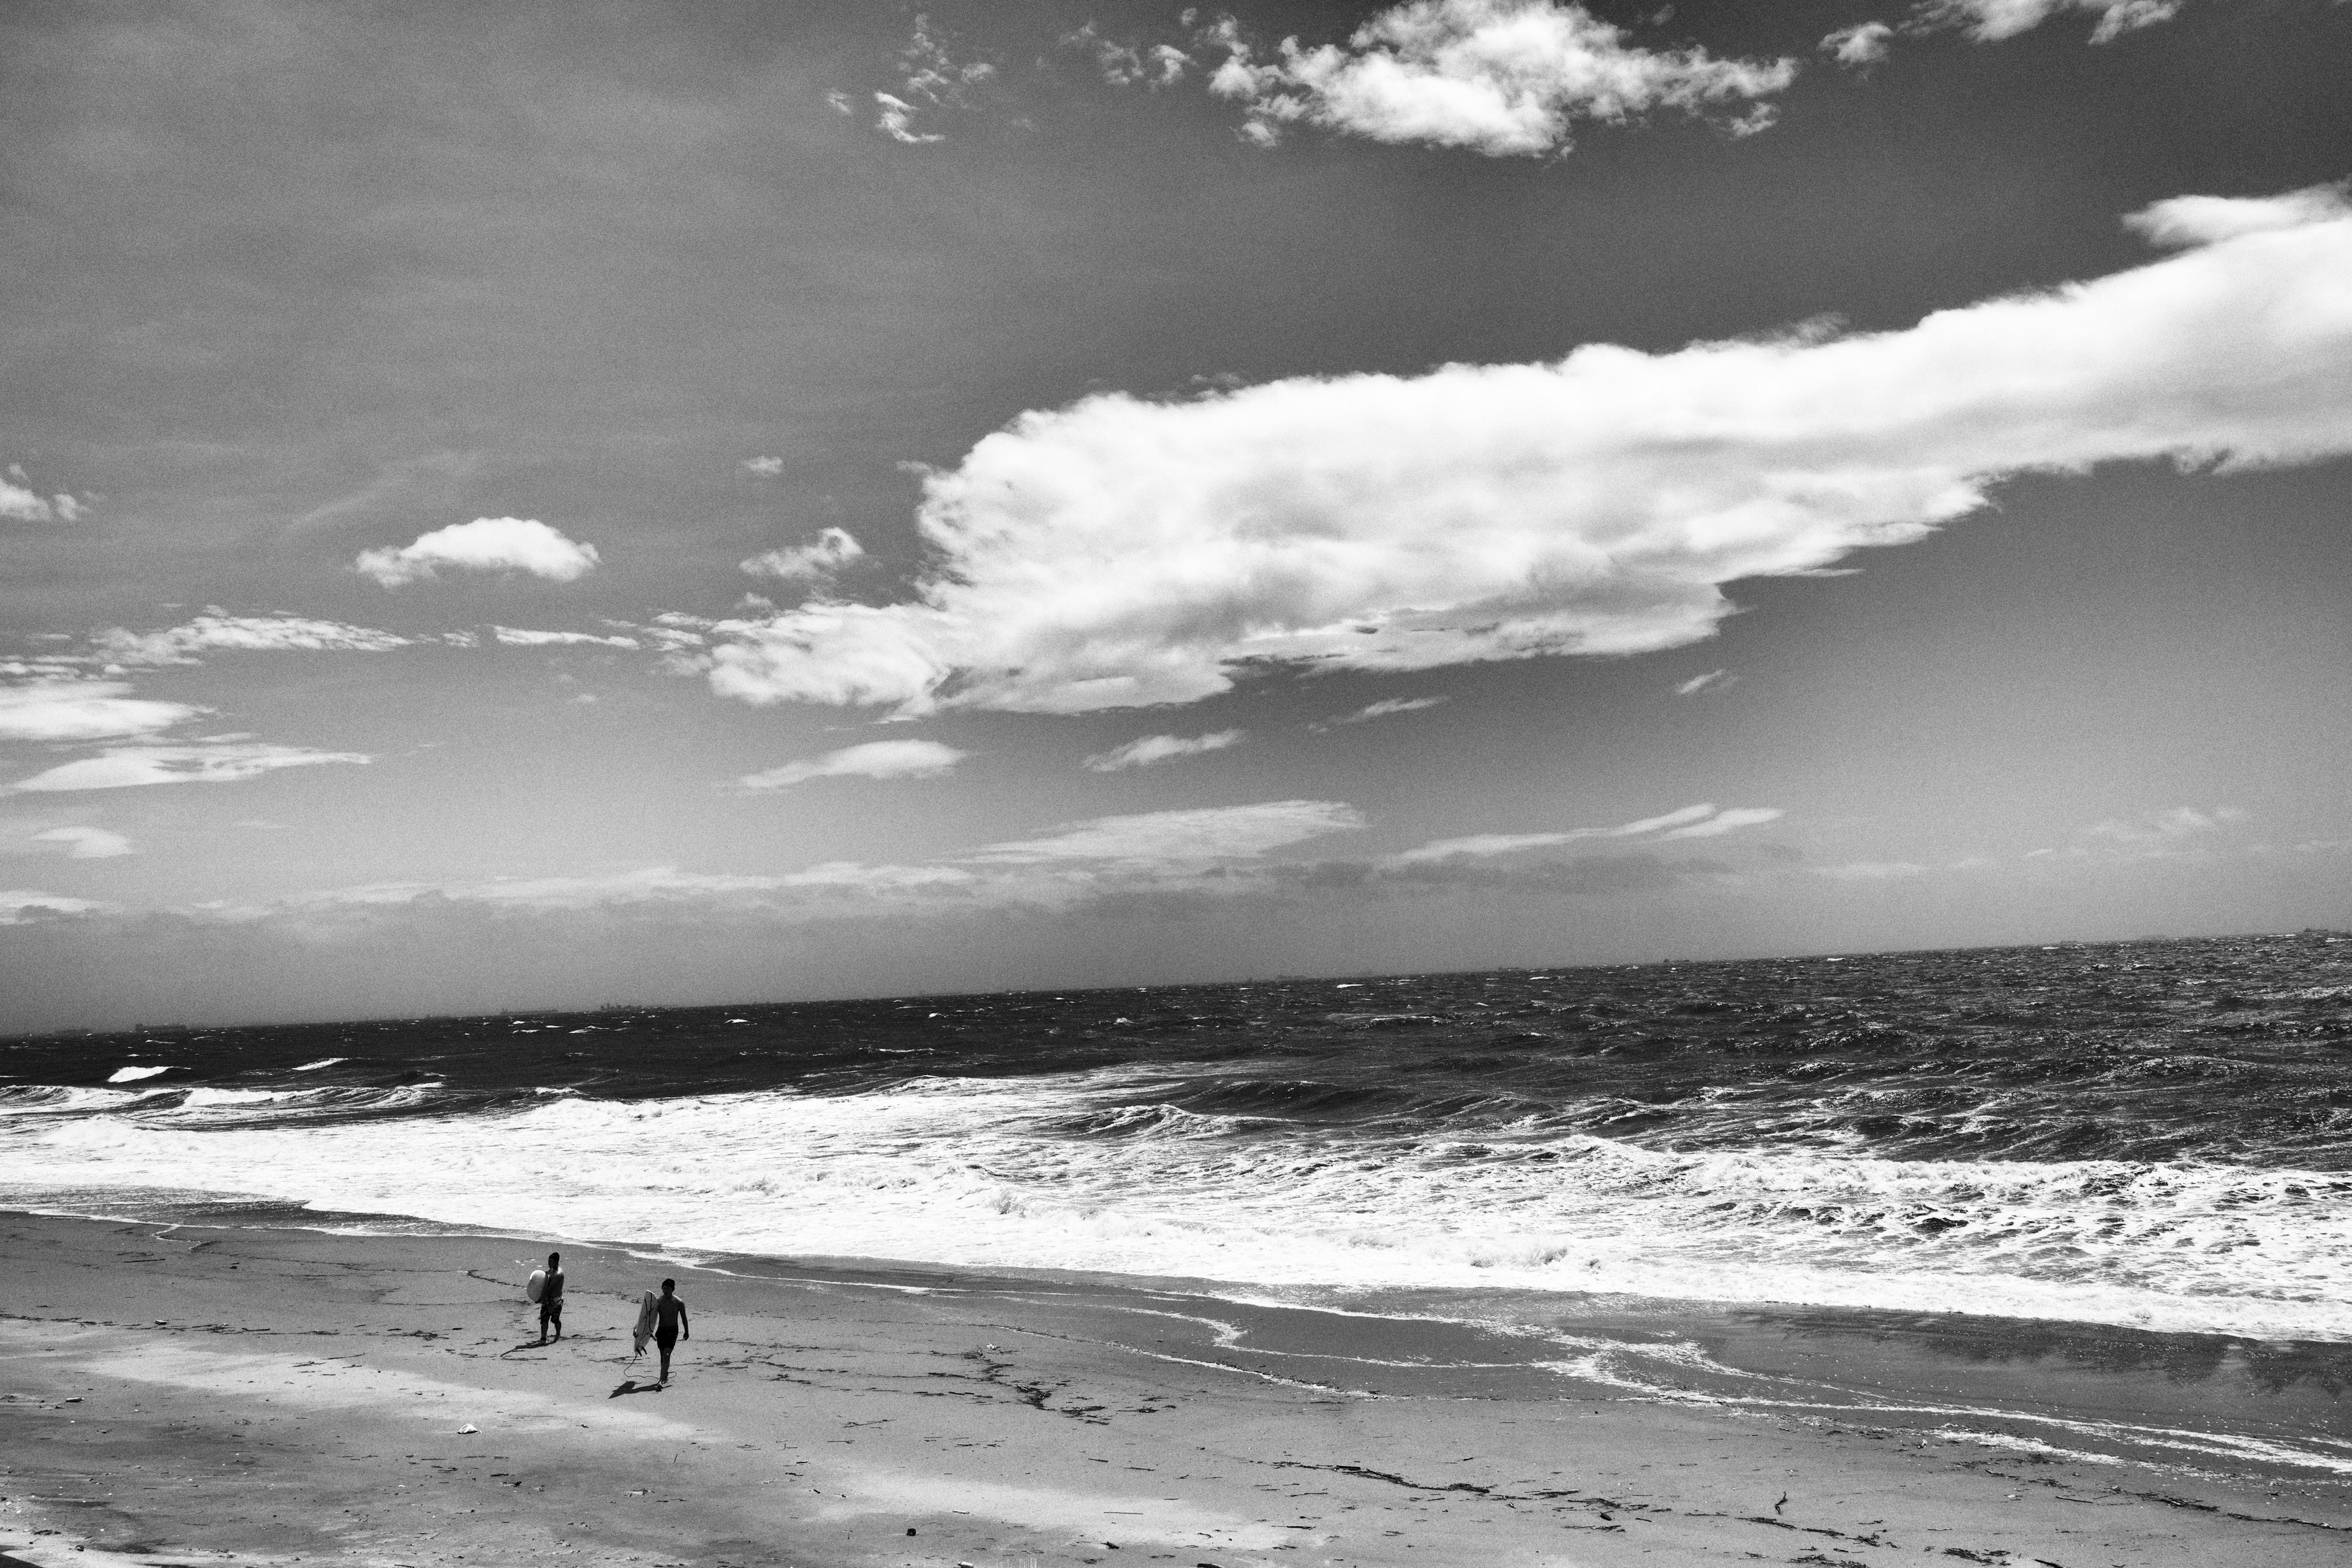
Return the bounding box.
[2,1210,2345,1567]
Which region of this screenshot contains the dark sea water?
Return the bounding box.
[6,930,2349,1343]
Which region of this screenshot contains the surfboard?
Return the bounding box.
[526,1268,545,1304]
[631,1290,658,1356]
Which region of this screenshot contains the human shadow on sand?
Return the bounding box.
[609,1378,666,1398]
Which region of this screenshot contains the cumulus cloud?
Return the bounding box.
[354,517,600,588]
[1,463,86,524]
[1082,729,1246,772]
[96,614,413,666]
[1204,0,1798,156]
[741,528,867,584]
[1395,802,1766,862]
[1822,21,1896,64]
[869,14,994,143]
[0,680,205,742]
[970,800,1363,865]
[700,185,2352,718]
[1066,23,1191,87]
[31,826,133,859]
[735,739,966,793]
[1921,0,2186,43]
[7,743,371,794]
[491,627,641,649]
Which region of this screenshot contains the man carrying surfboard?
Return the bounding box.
[652,1277,688,1383]
[537,1251,565,1344]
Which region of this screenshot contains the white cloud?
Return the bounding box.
[741,528,867,584]
[96,615,413,666]
[870,15,994,143]
[1082,729,1246,772]
[31,826,134,859]
[7,743,371,794]
[0,680,205,741]
[490,627,641,649]
[699,185,2352,717]
[354,517,600,588]
[735,739,966,793]
[1921,1,2186,43]
[1204,0,1798,156]
[1674,669,1735,696]
[1822,21,1895,64]
[1067,23,1191,88]
[0,462,86,524]
[1814,859,1929,880]
[1316,695,1449,729]
[2125,183,2351,248]
[1396,802,1740,862]
[1660,805,1783,839]
[742,456,786,475]
[2084,804,2247,845]
[0,889,105,922]
[970,800,1363,865]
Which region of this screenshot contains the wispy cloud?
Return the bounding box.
[0,889,106,922]
[355,517,600,588]
[1065,23,1190,88]
[699,186,2352,716]
[1821,21,1896,65]
[735,739,965,793]
[1674,669,1735,696]
[1313,696,1447,730]
[7,742,371,794]
[1393,802,1766,862]
[741,528,866,585]
[1921,1,2187,44]
[0,680,205,742]
[96,615,414,666]
[1204,1,1796,156]
[862,14,995,145]
[2083,804,2247,845]
[969,800,1363,865]
[1082,729,1245,772]
[491,627,640,649]
[30,826,134,859]
[741,456,786,476]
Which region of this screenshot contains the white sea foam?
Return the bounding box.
[105,1065,172,1084]
[2,1069,2347,1341]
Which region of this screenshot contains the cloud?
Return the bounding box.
[1920,1,2186,43]
[970,800,1363,865]
[1314,696,1449,730]
[1822,21,1896,65]
[354,517,600,588]
[0,462,86,524]
[1814,859,1928,880]
[7,743,371,793]
[2125,183,2351,248]
[1082,729,1246,772]
[31,826,134,859]
[698,184,2352,717]
[1066,23,1191,88]
[869,15,995,143]
[1204,0,1798,156]
[0,889,105,922]
[96,614,414,666]
[742,456,786,476]
[2083,804,2247,845]
[1659,805,1783,839]
[741,527,867,584]
[1395,802,1752,862]
[0,680,205,742]
[735,739,966,793]
[1673,669,1735,696]
[490,627,640,649]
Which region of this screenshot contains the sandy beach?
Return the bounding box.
[2,1210,2345,1568]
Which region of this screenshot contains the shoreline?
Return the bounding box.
[3,1210,2346,1567]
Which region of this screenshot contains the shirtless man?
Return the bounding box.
[538,1251,565,1344]
[652,1277,688,1383]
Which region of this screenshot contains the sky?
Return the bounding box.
[2,0,2348,1030]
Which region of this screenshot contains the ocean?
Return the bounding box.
[6,931,2350,1475]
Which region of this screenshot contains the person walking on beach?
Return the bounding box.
[538,1251,566,1344]
[652,1277,688,1384]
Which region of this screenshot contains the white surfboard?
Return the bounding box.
[631,1290,658,1356]
[526,1268,545,1304]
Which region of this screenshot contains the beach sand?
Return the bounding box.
[2,1210,2344,1567]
